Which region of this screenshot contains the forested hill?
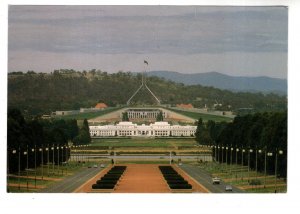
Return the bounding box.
[8,70,287,115]
[147,71,287,95]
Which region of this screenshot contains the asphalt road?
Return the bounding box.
[179,164,245,193]
[39,167,104,193]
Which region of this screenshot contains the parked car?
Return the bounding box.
[100,164,105,168]
[225,185,233,191]
[93,164,98,168]
[212,177,221,184]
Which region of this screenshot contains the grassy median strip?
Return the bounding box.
[166,108,233,122]
[7,161,98,193]
[91,138,198,148]
[194,162,287,193]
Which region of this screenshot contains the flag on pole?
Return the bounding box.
[144,60,148,65]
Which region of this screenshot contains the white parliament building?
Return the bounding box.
[89,121,196,137]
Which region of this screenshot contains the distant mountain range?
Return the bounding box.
[147,71,287,95]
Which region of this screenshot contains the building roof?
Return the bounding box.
[176,103,194,109]
[118,122,134,125]
[95,103,108,109]
[153,122,169,125]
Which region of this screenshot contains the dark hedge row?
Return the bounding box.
[159,166,192,189]
[92,166,127,189]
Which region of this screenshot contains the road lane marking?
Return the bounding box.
[73,165,112,193]
[175,165,210,193]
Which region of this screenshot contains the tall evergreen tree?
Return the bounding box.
[195,118,204,144]
[122,112,129,121]
[156,111,164,121]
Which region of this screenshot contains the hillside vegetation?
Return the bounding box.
[147,70,287,95]
[8,70,287,116]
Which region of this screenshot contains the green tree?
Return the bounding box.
[74,118,91,145]
[156,111,164,121]
[122,112,129,121]
[195,118,204,144]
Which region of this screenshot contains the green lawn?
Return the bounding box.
[91,138,198,148]
[168,108,233,122]
[53,107,122,120]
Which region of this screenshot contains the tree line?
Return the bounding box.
[195,111,287,178]
[8,70,287,116]
[7,108,91,173]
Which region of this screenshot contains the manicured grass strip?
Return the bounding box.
[7,161,95,193]
[91,138,198,148]
[167,108,233,122]
[197,162,287,193]
[53,107,122,120]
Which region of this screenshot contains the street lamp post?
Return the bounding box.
[39,147,44,182]
[236,148,239,181]
[65,145,68,175]
[221,146,224,164]
[218,146,221,163]
[75,145,78,164]
[255,148,257,179]
[275,150,283,193]
[264,151,273,188]
[34,145,37,188]
[225,147,228,170]
[80,145,82,163]
[230,147,233,175]
[25,145,29,190]
[10,149,17,192]
[241,149,245,180]
[18,146,20,190]
[61,146,64,175]
[214,145,217,162]
[248,148,253,183]
[46,145,49,177]
[256,149,262,180]
[51,145,54,175]
[57,146,60,175]
[236,148,239,165]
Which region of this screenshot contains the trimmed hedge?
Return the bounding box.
[92,165,127,190]
[96,180,118,185]
[168,184,192,189]
[92,184,116,189]
[159,165,192,190]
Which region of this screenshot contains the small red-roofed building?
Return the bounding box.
[95,103,108,109]
[176,103,194,109]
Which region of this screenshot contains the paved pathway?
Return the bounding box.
[114,164,170,193]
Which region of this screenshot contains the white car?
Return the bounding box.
[93,164,98,168]
[100,164,105,168]
[212,177,221,184]
[225,185,233,191]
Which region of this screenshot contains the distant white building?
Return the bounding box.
[55,110,80,116]
[80,107,102,113]
[121,108,167,120]
[89,121,196,137]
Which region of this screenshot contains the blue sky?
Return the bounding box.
[8,5,288,78]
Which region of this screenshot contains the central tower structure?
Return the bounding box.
[126,60,161,105]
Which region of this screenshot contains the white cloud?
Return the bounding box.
[8,5,288,78]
